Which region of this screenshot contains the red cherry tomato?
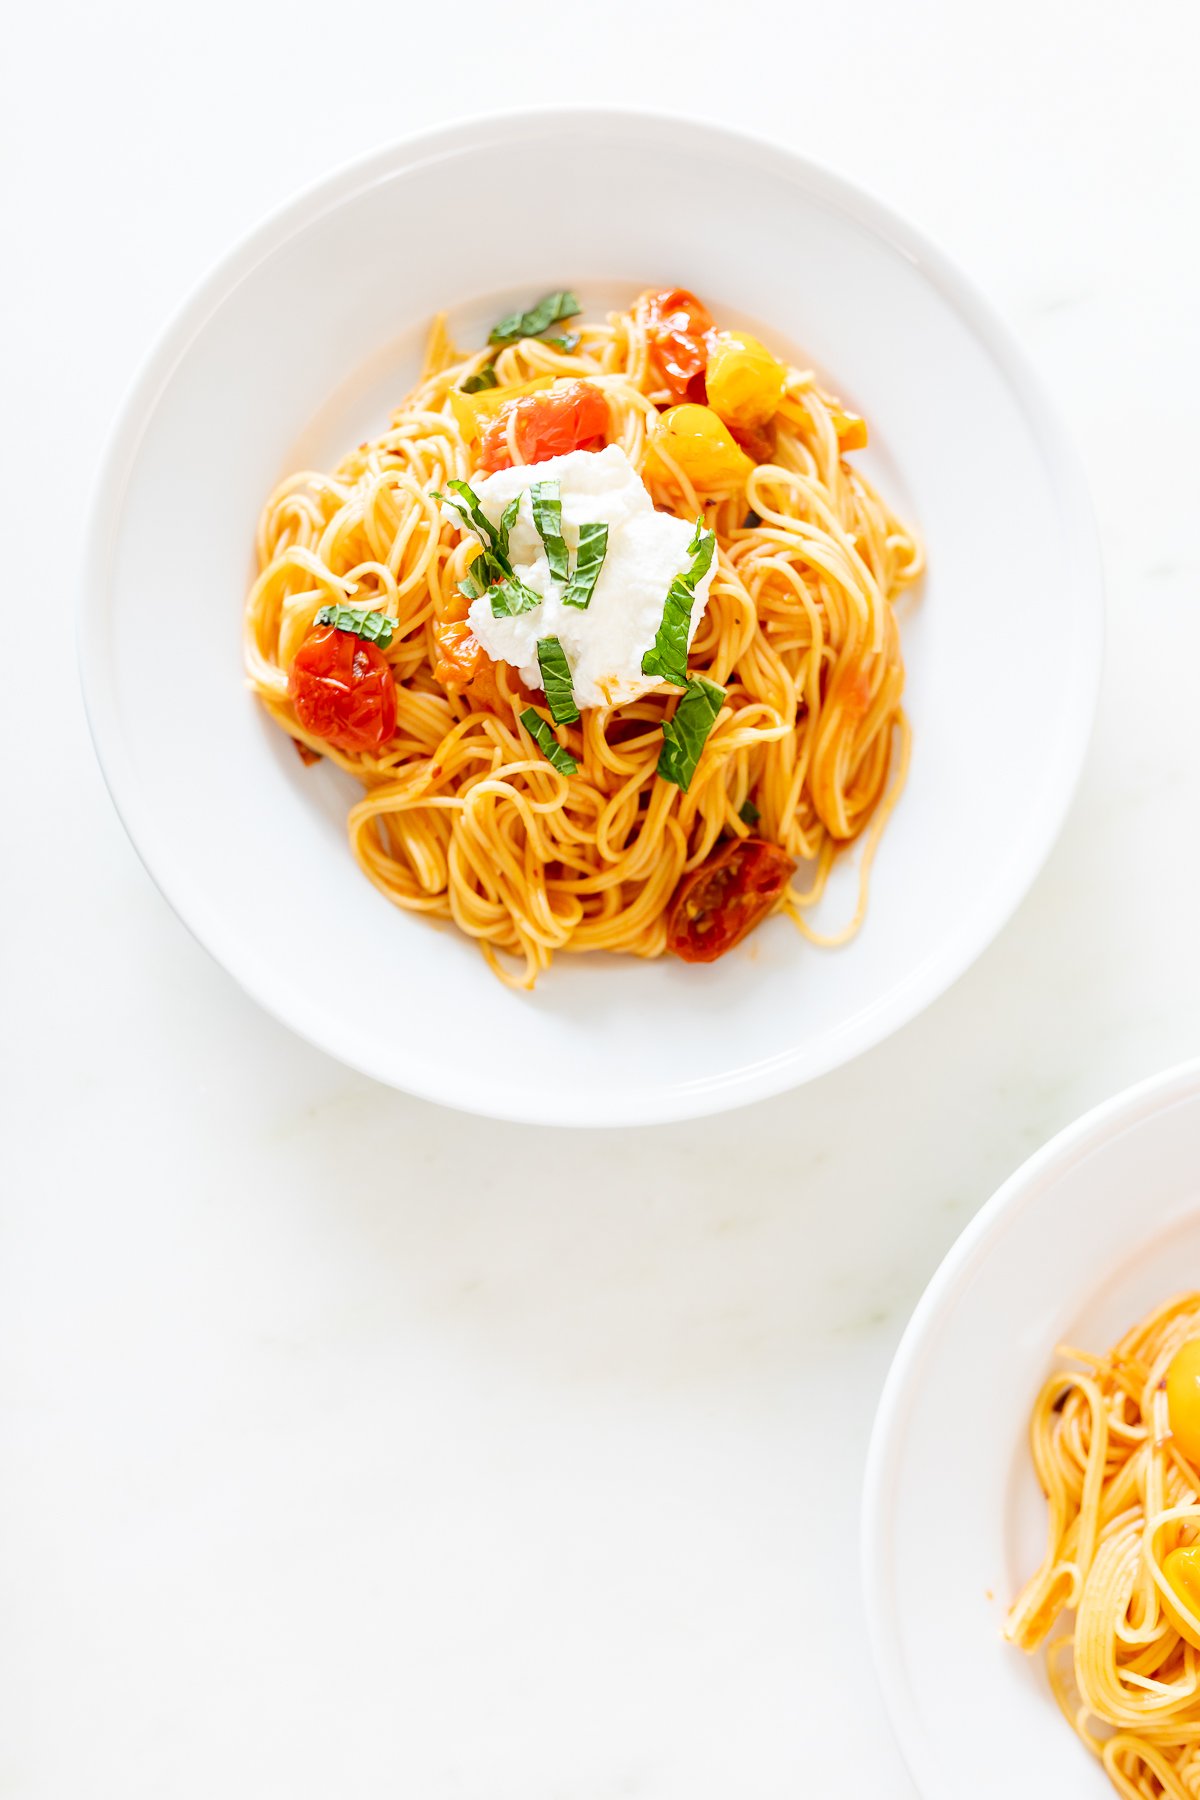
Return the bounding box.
[288,622,396,755]
[666,836,795,963]
[641,288,715,403]
[478,381,610,473]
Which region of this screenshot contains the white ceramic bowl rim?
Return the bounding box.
[78,107,1104,1123]
[862,1056,1200,1793]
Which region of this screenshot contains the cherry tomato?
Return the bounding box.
[832,407,868,452]
[1168,1339,1200,1466]
[644,404,754,489]
[705,330,786,430]
[641,288,715,402]
[1160,1546,1200,1651]
[432,619,503,710]
[288,622,396,755]
[478,381,609,473]
[666,836,795,963]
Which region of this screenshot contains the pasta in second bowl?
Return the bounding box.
[81,111,1100,1121]
[864,1062,1200,1800]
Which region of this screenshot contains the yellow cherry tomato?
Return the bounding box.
[1167,1339,1200,1466]
[644,404,754,489]
[832,406,868,452]
[705,330,786,431]
[1160,1545,1200,1649]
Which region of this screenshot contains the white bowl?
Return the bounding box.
[80,108,1102,1125]
[863,1060,1200,1798]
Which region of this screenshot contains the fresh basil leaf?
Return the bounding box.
[520,706,578,775]
[313,603,395,648]
[546,331,580,353]
[489,290,582,347]
[434,479,500,552]
[497,494,520,563]
[460,364,499,394]
[535,636,581,724]
[530,481,569,584]
[489,573,541,618]
[641,519,716,684]
[640,574,693,685]
[563,521,608,610]
[683,515,717,584]
[738,798,761,826]
[657,678,725,792]
[436,482,538,613]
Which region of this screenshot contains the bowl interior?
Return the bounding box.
[83,113,1100,1122]
[866,1069,1200,1798]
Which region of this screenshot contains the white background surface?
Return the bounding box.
[3,3,1199,1795]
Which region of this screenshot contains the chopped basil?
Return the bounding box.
[657,678,725,792]
[497,494,520,562]
[530,481,569,584]
[738,798,761,826]
[546,331,581,353]
[563,521,608,610]
[535,636,580,724]
[434,479,500,551]
[460,364,499,394]
[641,519,716,686]
[489,575,541,618]
[520,706,578,775]
[683,516,717,584]
[313,603,395,648]
[432,480,539,615]
[489,291,582,347]
[640,574,693,687]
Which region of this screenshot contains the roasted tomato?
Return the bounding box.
[1167,1339,1200,1466]
[432,619,503,709]
[666,836,795,963]
[832,407,868,452]
[641,288,715,402]
[478,381,609,473]
[705,330,786,431]
[644,403,754,489]
[288,622,396,755]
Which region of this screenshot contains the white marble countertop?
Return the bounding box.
[6,3,1200,1793]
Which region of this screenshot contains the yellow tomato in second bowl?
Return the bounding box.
[1167,1338,1200,1466]
[1160,1545,1200,1649]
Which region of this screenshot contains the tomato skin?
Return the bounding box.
[666,836,795,963]
[478,381,609,473]
[644,403,754,489]
[641,288,715,402]
[432,619,505,710]
[833,408,868,452]
[288,623,396,755]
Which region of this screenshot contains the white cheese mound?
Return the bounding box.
[442,445,715,710]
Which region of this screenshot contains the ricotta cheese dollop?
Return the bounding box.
[443,444,716,709]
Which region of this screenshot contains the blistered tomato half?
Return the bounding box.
[644,404,754,489]
[666,837,795,962]
[705,330,786,431]
[289,623,396,755]
[478,382,609,473]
